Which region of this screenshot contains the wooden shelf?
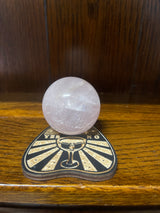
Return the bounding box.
[0,93,160,206]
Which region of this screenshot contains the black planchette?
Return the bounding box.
[22,126,117,181]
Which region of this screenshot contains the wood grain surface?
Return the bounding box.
[0,0,160,95]
[47,0,143,92]
[0,0,49,92]
[0,93,160,206]
[132,1,160,95]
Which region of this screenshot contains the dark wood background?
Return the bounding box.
[0,0,160,95]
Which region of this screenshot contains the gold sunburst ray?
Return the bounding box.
[87,140,110,148]
[86,144,112,156]
[27,147,59,168]
[42,150,63,171]
[79,150,97,172]
[83,147,112,169]
[33,140,56,146]
[28,144,57,155]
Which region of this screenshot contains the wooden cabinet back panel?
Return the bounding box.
[0,0,160,95]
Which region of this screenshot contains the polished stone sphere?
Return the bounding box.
[42,77,100,135]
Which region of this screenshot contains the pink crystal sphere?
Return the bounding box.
[42,77,100,135]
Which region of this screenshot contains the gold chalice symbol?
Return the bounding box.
[57,137,86,169]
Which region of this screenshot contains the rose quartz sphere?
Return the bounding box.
[42,77,100,135]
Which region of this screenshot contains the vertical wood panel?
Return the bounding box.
[1,0,159,95]
[47,0,143,93]
[0,0,49,92]
[132,0,160,95]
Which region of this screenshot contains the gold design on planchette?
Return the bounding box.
[79,150,97,171]
[33,140,56,146]
[42,150,63,171]
[28,144,57,154]
[27,147,59,168]
[83,148,112,169]
[87,140,109,147]
[57,137,86,169]
[24,127,116,177]
[86,144,112,156]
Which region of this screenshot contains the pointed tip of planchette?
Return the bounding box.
[22,126,117,181]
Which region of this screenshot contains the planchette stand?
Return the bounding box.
[22,126,117,181]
